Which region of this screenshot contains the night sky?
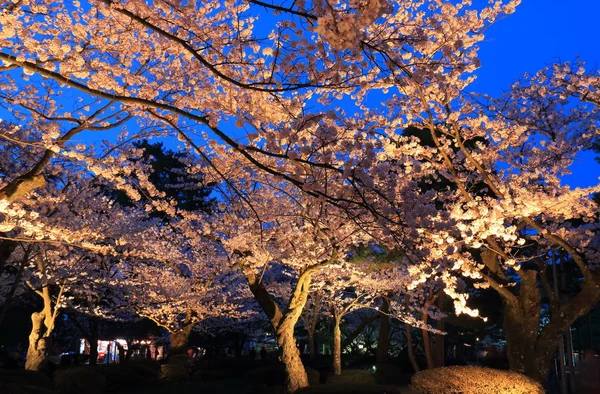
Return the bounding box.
[475,0,600,188]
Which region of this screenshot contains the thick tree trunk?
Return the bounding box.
[277,321,309,392]
[376,297,390,363]
[405,324,420,373]
[169,324,194,357]
[25,274,62,371]
[503,270,541,377]
[333,316,342,375]
[25,312,52,371]
[246,264,327,393]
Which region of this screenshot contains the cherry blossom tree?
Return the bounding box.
[3,0,599,387]
[209,160,364,391]
[121,236,247,356]
[299,290,324,360]
[312,263,382,376]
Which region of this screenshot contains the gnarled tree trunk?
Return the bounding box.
[25,257,64,371]
[277,316,309,391]
[25,311,54,371]
[244,251,337,392]
[169,323,194,357]
[489,254,600,383]
[246,268,316,392]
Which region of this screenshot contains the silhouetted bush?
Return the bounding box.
[54,367,106,394]
[0,382,57,394]
[127,359,161,377]
[298,383,401,394]
[0,369,54,389]
[326,369,375,385]
[244,364,287,386]
[373,363,407,384]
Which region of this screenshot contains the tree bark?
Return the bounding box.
[168,324,194,357]
[376,297,390,363]
[332,315,342,375]
[0,174,46,205]
[25,258,63,371]
[277,318,309,392]
[421,321,435,370]
[307,333,316,360]
[305,292,320,360]
[421,292,439,370]
[501,268,600,383]
[25,312,53,371]
[244,252,336,392]
[246,268,315,392]
[503,269,540,377]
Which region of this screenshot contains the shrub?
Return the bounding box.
[373,363,407,385]
[166,355,193,368]
[192,369,229,382]
[97,364,152,392]
[0,369,54,389]
[160,363,189,381]
[54,367,106,394]
[160,354,193,382]
[0,382,57,394]
[298,383,401,394]
[326,369,375,385]
[410,366,544,394]
[306,367,320,386]
[126,359,161,378]
[244,364,287,386]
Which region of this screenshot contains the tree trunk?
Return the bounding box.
[421,323,435,370]
[434,294,445,367]
[405,324,420,373]
[25,272,62,372]
[277,320,309,392]
[376,297,390,363]
[89,318,99,366]
[503,272,541,375]
[25,312,52,371]
[306,292,320,360]
[246,265,325,393]
[333,315,342,375]
[307,332,316,360]
[169,324,194,357]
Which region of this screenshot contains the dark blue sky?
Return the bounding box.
[474,0,600,188]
